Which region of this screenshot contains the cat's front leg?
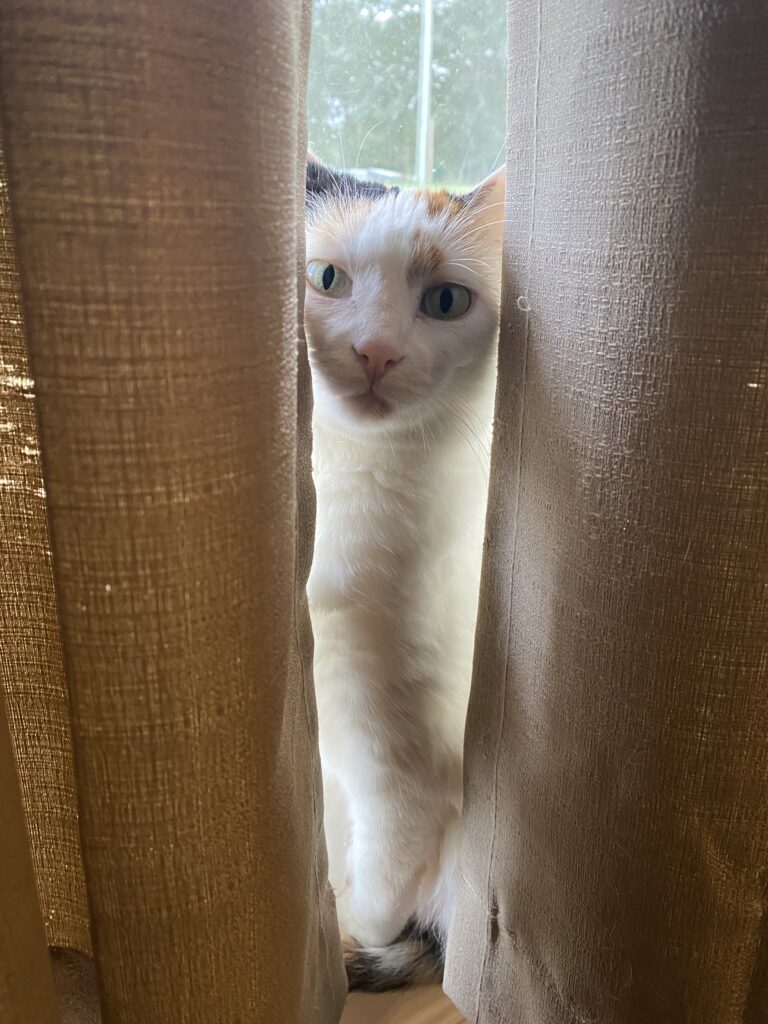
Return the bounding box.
[336,767,446,948]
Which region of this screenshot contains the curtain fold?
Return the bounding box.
[0,119,92,957]
[446,1,768,1022]
[0,690,61,1024]
[0,0,344,1021]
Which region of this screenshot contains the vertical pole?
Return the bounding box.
[415,0,433,186]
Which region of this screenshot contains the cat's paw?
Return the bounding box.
[335,889,403,948]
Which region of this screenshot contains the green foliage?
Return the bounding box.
[308,0,506,188]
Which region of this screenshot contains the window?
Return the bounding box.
[308,0,507,190]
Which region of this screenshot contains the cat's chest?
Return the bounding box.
[315,459,424,550]
[309,450,434,600]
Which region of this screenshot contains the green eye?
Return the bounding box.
[420,283,472,320]
[307,260,351,297]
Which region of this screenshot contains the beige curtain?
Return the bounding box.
[0,689,60,1023]
[1,1,766,1023]
[446,1,768,1023]
[0,112,92,961]
[0,1,344,1022]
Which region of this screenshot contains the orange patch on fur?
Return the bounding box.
[407,229,443,285]
[420,188,465,219]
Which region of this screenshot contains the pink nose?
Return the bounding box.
[354,340,403,386]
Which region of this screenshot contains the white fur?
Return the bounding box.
[305,173,504,948]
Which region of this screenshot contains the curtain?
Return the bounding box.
[445,2,768,1023]
[0,1,345,1022]
[0,112,92,962]
[0,688,60,1023]
[1,1,766,1023]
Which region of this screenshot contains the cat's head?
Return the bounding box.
[304,156,504,433]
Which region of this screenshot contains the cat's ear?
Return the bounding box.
[306,150,343,199]
[465,165,506,239]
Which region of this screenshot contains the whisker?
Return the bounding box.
[441,261,484,279]
[485,143,505,179]
[436,396,491,482]
[458,138,472,185]
[354,120,384,170]
[447,256,493,267]
[459,218,507,240]
[442,259,493,276]
[338,133,346,175]
[446,401,490,456]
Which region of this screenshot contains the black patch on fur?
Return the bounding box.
[345,919,445,993]
[401,919,444,951]
[306,161,398,204]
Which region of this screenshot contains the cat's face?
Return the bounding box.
[304,162,504,433]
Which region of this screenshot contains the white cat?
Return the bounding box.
[305,157,504,990]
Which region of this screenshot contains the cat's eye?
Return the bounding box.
[307,260,352,297]
[420,284,472,320]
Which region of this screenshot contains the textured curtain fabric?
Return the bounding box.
[0,123,92,958]
[446,2,768,1023]
[0,1,345,1022]
[0,692,60,1024]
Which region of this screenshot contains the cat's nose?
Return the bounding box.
[354,340,403,386]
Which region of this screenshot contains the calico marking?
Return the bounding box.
[407,229,444,285]
[343,921,445,993]
[420,188,467,219]
[306,162,396,203]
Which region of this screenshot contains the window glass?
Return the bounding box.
[307,0,506,190]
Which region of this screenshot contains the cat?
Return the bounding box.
[305,155,505,991]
